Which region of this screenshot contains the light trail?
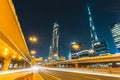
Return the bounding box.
[0,68,32,75]
[0,66,41,75]
[40,67,120,78]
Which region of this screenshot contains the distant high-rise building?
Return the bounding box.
[51,22,60,61]
[87,5,110,55]
[87,5,98,47]
[111,22,120,52]
[93,41,110,55]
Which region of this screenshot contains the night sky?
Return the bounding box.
[13,0,120,59]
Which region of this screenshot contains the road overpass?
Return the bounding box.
[0,0,31,70]
[44,54,120,68]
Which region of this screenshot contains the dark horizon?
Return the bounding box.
[13,0,120,59]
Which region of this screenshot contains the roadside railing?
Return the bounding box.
[52,67,120,74]
[73,67,120,74]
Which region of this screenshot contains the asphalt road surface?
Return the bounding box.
[38,69,120,80]
[1,68,120,80]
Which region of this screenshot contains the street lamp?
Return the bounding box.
[12,55,16,58]
[3,48,8,55]
[29,36,38,43]
[30,50,36,55]
[18,56,22,60]
[29,36,38,56]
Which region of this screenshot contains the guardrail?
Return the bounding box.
[71,68,120,74]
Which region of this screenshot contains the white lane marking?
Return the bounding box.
[34,72,44,80]
[41,71,61,80]
[85,77,101,80]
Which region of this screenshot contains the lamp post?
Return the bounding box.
[29,36,38,44]
[29,36,38,66]
[28,36,38,56]
[30,50,36,55]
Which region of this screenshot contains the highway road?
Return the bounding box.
[38,69,120,80]
[0,68,120,80]
[0,70,32,80]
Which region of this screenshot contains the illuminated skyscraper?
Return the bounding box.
[111,22,120,52]
[51,22,60,61]
[87,5,98,47]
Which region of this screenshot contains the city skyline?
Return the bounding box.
[13,0,120,59]
[1,1,120,79]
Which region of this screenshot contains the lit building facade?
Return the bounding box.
[49,22,60,62]
[87,5,99,47]
[93,41,110,55]
[71,50,94,59]
[111,22,120,52]
[87,5,110,55]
